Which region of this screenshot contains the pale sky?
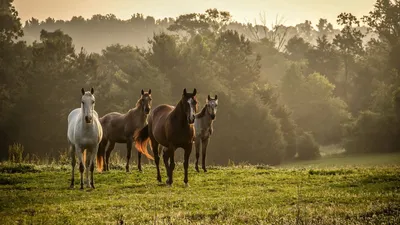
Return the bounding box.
[14,0,376,28]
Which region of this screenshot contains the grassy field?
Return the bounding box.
[1,153,400,224]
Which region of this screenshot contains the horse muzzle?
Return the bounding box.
[188,116,195,124]
[210,114,216,120]
[85,116,93,123]
[144,107,151,114]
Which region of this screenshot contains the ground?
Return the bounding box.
[0,153,400,224]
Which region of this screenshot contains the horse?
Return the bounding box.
[96,89,154,173]
[194,94,218,172]
[134,88,198,186]
[67,87,103,189]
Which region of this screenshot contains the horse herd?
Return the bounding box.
[67,87,218,189]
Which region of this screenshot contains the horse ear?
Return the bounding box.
[141,89,144,95]
[214,95,218,100]
[183,88,187,96]
[148,89,151,95]
[91,87,94,94]
[207,95,211,101]
[81,88,85,95]
[193,88,197,96]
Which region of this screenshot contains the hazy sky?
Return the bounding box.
[14,0,376,27]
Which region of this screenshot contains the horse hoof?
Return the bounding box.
[91,185,96,189]
[203,168,207,172]
[69,185,74,189]
[195,167,199,172]
[184,183,190,188]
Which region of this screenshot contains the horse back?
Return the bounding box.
[99,111,130,142]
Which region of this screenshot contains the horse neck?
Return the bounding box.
[170,100,189,127]
[198,106,213,127]
[127,107,147,126]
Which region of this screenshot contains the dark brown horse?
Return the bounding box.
[134,88,198,186]
[97,89,154,173]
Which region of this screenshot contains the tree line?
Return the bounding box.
[1,0,399,165]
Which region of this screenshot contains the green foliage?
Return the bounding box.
[296,131,320,160]
[256,84,297,159]
[285,36,311,61]
[0,0,23,42]
[281,66,350,144]
[167,8,231,36]
[344,110,399,153]
[2,1,400,161]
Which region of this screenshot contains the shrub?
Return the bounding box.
[344,110,399,153]
[296,131,320,160]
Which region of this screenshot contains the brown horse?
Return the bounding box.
[134,88,198,186]
[97,89,154,173]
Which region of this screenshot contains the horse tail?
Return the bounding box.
[96,144,104,172]
[134,125,154,160]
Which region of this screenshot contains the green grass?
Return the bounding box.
[280,152,400,168]
[1,155,400,225]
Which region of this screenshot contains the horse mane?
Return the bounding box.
[195,105,207,118]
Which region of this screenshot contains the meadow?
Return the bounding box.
[0,152,400,225]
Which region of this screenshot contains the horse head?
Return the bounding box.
[182,88,198,124]
[81,87,96,124]
[206,94,218,120]
[140,89,152,114]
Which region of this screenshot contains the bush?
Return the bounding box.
[296,131,320,160]
[281,66,351,145]
[344,110,399,153]
[208,92,286,165]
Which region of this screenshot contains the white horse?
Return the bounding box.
[194,94,218,172]
[67,87,103,189]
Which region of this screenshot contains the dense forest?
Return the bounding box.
[1,0,399,165]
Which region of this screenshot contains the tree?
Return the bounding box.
[285,36,311,61]
[306,35,340,84]
[281,65,350,144]
[0,0,23,42]
[333,13,365,102]
[0,0,27,156]
[363,0,400,74]
[214,30,260,90]
[316,18,333,37]
[168,9,231,36]
[295,20,314,43]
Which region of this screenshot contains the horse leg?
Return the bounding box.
[168,148,176,186]
[183,143,193,186]
[98,139,108,172]
[70,143,76,189]
[85,150,90,188]
[89,147,97,189]
[125,139,133,172]
[162,147,170,185]
[201,138,210,172]
[137,151,142,172]
[151,140,161,182]
[75,146,85,190]
[105,141,115,171]
[194,137,201,172]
